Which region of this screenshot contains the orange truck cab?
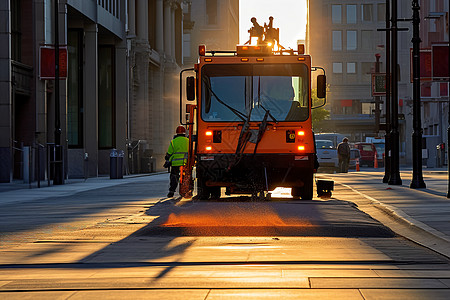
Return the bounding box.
[179,18,326,200]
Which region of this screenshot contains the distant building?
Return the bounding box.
[418,0,449,167]
[0,0,185,183]
[307,0,414,164]
[183,0,239,65]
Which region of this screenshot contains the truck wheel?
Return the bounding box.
[210,187,221,199]
[291,173,313,200]
[196,178,210,200]
[291,187,302,198]
[301,174,313,200]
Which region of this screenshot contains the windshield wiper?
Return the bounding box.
[258,103,278,123]
[203,78,247,121]
[256,76,278,123]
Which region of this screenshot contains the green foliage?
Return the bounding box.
[311,88,330,130]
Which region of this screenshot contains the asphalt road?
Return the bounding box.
[1,173,450,299]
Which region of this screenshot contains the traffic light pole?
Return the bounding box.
[383,0,391,183]
[447,0,450,197]
[410,0,426,188]
[388,0,402,185]
[53,0,63,185]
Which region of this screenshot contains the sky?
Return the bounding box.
[239,0,308,49]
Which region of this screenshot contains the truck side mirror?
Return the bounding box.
[317,75,326,99]
[186,76,195,101]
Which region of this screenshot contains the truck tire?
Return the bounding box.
[291,173,313,200]
[196,177,211,200]
[210,186,221,199]
[301,174,314,200]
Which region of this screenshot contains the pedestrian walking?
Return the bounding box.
[337,137,351,173]
[165,125,189,197]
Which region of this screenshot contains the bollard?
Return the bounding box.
[356,158,360,172]
[110,149,118,179]
[374,153,378,168]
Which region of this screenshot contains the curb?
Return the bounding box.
[334,180,450,259]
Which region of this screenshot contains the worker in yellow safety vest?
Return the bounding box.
[165,125,189,197]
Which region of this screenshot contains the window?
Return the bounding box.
[347,30,357,50]
[11,0,21,61]
[332,31,342,51]
[347,62,356,74]
[183,33,191,58]
[377,3,386,22]
[206,0,218,25]
[68,30,84,148]
[333,63,343,73]
[98,46,115,148]
[362,4,373,22]
[332,5,342,24]
[362,103,375,114]
[347,5,357,24]
[361,31,373,51]
[201,64,310,122]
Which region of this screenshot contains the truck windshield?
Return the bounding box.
[201,64,309,122]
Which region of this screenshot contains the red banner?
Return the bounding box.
[40,46,67,79]
[432,44,449,80]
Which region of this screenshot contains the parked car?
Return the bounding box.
[349,148,361,169]
[354,143,377,167]
[315,140,338,172]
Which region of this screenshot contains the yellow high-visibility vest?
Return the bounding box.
[167,136,189,166]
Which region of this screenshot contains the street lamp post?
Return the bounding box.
[375,53,381,134]
[53,0,63,185]
[389,0,402,185]
[383,0,392,183]
[447,0,450,197]
[410,0,426,188]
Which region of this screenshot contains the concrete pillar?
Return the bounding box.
[164,0,172,58]
[136,0,148,41]
[84,24,98,177]
[128,0,136,36]
[155,0,164,52]
[170,4,176,59]
[115,41,127,155]
[0,1,12,182]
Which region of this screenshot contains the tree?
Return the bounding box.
[311,88,330,131]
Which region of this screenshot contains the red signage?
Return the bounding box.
[39,46,68,79]
[410,48,432,82]
[432,44,449,80]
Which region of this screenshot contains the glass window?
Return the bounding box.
[316,140,334,149]
[98,46,115,148]
[347,30,357,50]
[332,5,342,24]
[11,0,21,61]
[206,0,218,25]
[332,31,342,51]
[347,5,357,24]
[377,3,386,22]
[68,30,83,148]
[361,30,373,51]
[201,64,310,122]
[362,4,373,22]
[347,62,356,74]
[333,62,343,73]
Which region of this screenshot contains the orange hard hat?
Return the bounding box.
[176,125,186,134]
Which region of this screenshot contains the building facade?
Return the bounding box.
[183,0,239,66]
[0,0,186,183]
[418,0,449,167]
[307,0,414,163]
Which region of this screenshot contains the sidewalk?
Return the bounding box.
[0,172,168,206]
[320,169,450,259]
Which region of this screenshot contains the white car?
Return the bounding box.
[315,140,338,172]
